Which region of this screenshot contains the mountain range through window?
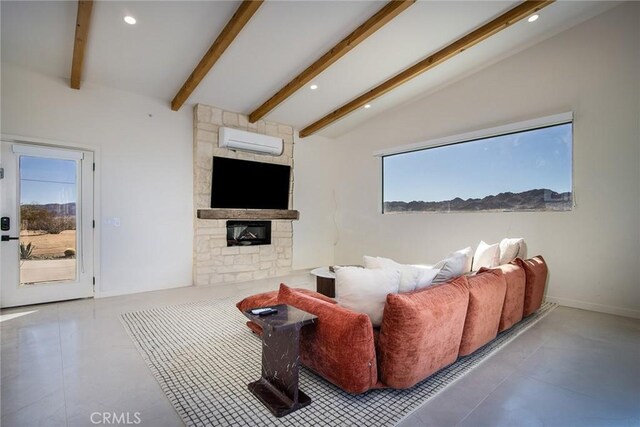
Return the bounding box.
[383,122,573,213]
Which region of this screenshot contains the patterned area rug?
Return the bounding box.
[121,300,556,427]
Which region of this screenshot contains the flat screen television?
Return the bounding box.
[210,156,290,209]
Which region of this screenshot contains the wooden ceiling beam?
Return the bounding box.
[249,0,415,123]
[70,0,94,90]
[299,0,555,138]
[171,0,263,111]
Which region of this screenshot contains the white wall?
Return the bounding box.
[331,3,640,318]
[1,65,194,297]
[292,133,337,269]
[0,64,339,296]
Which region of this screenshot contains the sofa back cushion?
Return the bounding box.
[481,263,526,332]
[459,269,507,356]
[515,256,548,316]
[278,284,377,394]
[377,277,469,389]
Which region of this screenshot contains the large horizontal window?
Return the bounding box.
[382,117,573,213]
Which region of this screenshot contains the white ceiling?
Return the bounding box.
[0,1,620,138]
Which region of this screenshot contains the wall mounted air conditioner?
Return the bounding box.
[219,127,283,156]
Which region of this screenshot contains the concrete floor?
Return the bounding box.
[1,272,639,427]
[397,304,640,427]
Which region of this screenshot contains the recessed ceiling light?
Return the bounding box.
[124,16,137,25]
[309,84,318,90]
[527,14,539,23]
[364,104,371,109]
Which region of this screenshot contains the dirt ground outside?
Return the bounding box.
[20,230,76,258]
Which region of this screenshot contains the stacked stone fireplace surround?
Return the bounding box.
[193,104,295,286]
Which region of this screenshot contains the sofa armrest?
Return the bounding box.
[278,284,377,394]
[236,287,336,336]
[236,290,280,313]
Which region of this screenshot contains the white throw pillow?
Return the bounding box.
[499,238,525,265]
[409,265,440,290]
[363,255,383,269]
[450,246,473,274]
[363,256,438,292]
[432,253,467,284]
[335,267,400,327]
[473,241,500,271]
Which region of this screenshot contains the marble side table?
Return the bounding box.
[243,304,317,417]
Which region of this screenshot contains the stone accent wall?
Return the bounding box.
[193,104,295,286]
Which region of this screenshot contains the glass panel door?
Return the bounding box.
[19,156,78,284]
[1,141,94,308]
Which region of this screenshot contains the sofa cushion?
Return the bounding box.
[480,263,526,332]
[278,284,377,394]
[515,256,548,317]
[377,277,469,389]
[335,266,400,327]
[459,269,507,357]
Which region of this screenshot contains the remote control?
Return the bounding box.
[250,307,278,316]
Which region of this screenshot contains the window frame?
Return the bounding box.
[376,112,574,214]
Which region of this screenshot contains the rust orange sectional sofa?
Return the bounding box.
[237,255,548,394]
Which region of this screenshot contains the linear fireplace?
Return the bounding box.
[226,221,272,247]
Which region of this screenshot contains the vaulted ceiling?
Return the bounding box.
[0,1,619,137]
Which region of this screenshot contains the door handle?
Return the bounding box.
[1,235,19,242]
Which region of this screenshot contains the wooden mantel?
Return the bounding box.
[197,209,300,220]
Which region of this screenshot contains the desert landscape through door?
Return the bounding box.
[0,141,94,308]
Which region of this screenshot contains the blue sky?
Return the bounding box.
[383,123,572,203]
[20,156,77,205]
